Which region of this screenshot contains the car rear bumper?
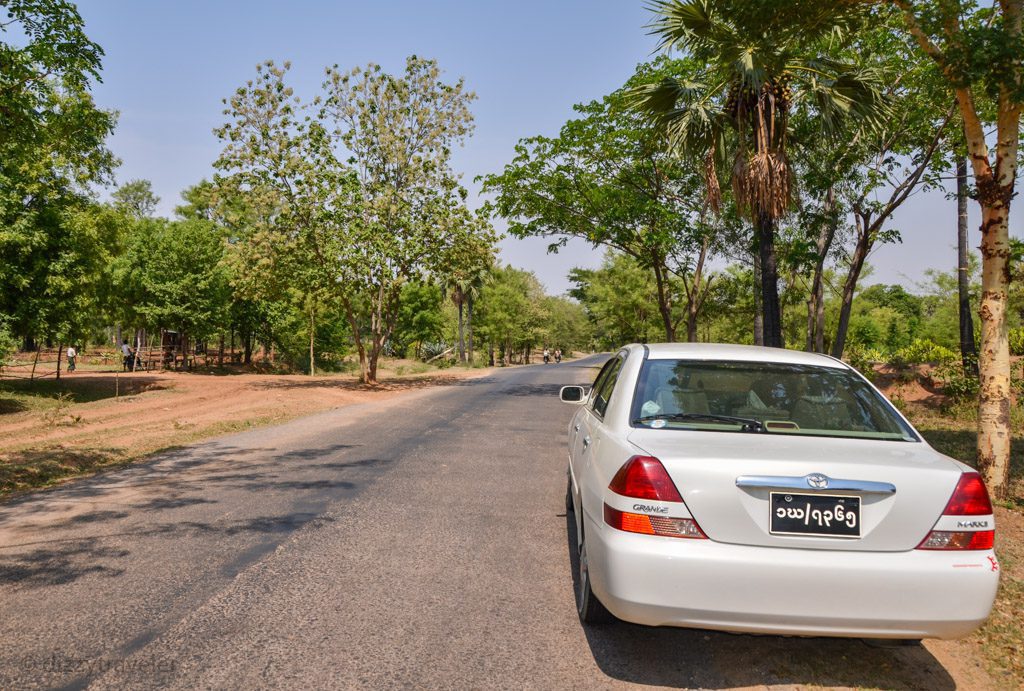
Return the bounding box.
[585,513,999,639]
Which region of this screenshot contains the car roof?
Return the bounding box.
[626,343,850,370]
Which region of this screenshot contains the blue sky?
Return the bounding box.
[77,0,1020,295]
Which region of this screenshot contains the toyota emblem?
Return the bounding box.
[806,473,830,489]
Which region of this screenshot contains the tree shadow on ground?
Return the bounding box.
[0,440,396,588]
[0,376,166,410]
[0,512,339,589]
[0,539,128,588]
[564,511,956,690]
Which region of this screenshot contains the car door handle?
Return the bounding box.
[574,423,581,432]
[582,435,591,449]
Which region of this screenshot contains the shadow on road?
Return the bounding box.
[0,441,398,590]
[564,510,955,690]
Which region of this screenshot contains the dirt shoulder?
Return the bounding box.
[0,365,490,497]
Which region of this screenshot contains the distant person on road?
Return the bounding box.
[543,347,550,364]
[66,345,77,372]
[121,339,134,372]
[554,348,561,363]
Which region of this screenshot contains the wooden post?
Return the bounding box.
[56,342,63,381]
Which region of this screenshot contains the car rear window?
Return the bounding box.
[630,359,918,442]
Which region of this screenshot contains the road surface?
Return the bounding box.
[0,357,967,689]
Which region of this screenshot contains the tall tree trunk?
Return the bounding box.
[457,297,466,363]
[308,302,316,377]
[956,156,978,374]
[753,253,764,346]
[343,299,370,384]
[814,276,826,354]
[652,263,676,343]
[467,296,475,364]
[684,238,711,343]
[756,213,783,348]
[831,217,872,360]
[807,186,837,353]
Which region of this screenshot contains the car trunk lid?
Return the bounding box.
[626,429,963,552]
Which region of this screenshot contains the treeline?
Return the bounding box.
[569,250,1024,360]
[482,0,1023,497]
[0,5,590,383]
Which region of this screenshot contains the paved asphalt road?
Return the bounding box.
[0,357,964,690]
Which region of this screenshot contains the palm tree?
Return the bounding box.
[632,0,887,347]
[441,238,494,364]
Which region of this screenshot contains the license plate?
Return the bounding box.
[770,492,860,538]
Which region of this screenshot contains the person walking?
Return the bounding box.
[66,345,77,373]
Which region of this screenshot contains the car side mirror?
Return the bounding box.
[560,385,586,404]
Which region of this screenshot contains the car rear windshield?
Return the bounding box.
[630,359,918,442]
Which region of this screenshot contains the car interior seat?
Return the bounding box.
[790,378,854,430]
[654,386,709,415]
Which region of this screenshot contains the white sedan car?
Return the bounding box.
[560,343,998,639]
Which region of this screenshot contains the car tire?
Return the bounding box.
[576,532,613,625]
[565,473,574,513]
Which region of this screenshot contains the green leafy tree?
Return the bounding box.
[474,265,549,365]
[0,0,117,347]
[879,0,1023,496]
[392,281,445,359]
[569,252,667,348]
[438,232,494,363]
[214,61,362,376]
[321,56,493,382]
[483,59,715,343]
[111,218,230,342]
[541,296,592,354]
[112,179,160,219]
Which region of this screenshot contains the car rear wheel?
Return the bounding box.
[576,533,613,625]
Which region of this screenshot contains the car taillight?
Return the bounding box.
[917,472,995,551]
[605,456,706,539]
[608,455,683,502]
[942,472,993,515]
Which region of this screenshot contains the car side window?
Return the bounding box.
[592,357,624,418]
[587,358,617,406]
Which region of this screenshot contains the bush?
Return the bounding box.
[1010,327,1024,356]
[932,360,980,401]
[890,339,958,367]
[844,346,885,377]
[0,323,15,367]
[420,341,450,362]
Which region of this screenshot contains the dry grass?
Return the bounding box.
[895,397,1023,685]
